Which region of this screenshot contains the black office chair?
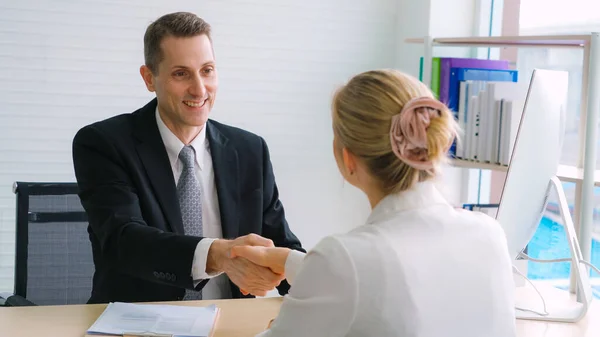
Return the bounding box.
[4,182,94,306]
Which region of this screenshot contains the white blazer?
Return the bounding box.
[257,180,517,337]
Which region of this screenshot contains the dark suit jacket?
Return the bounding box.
[72,98,304,304]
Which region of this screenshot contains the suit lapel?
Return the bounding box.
[207,121,239,239]
[132,99,184,234]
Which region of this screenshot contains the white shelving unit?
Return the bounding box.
[451,159,600,186]
[407,34,600,267]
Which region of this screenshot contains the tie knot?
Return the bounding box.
[179,145,196,169]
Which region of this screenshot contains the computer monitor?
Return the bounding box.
[495,68,593,322]
[495,68,567,260]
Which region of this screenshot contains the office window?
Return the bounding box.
[516,0,600,293]
[527,182,575,280]
[515,48,583,167]
[519,0,600,168]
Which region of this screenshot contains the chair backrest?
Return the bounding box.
[13,182,94,305]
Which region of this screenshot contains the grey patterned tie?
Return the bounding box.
[177,145,203,300]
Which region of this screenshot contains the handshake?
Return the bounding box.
[207,234,292,296]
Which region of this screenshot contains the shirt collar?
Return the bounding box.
[365,180,450,225]
[155,106,206,170]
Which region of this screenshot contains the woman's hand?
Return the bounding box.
[230,246,291,275]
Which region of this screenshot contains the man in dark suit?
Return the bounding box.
[72,11,304,304]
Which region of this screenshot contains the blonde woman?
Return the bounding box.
[232,69,517,337]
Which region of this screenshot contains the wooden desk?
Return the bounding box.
[515,302,600,337]
[0,296,598,337]
[0,297,282,337]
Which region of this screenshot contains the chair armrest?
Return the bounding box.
[0,293,37,306]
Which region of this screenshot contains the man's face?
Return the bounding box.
[141,34,218,129]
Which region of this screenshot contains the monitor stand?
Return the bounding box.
[515,176,593,323]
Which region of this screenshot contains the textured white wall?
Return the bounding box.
[395,0,477,205]
[0,0,399,292]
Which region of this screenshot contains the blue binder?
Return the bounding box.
[447,67,518,112]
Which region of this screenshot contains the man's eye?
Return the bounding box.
[174,71,186,77]
[203,68,214,74]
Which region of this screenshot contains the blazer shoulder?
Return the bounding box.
[75,99,156,141]
[73,111,140,150]
[77,113,133,136]
[208,119,264,146]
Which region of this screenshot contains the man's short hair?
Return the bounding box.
[144,12,212,74]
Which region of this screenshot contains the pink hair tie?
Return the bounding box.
[389,97,447,170]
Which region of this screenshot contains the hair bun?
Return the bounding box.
[389,97,447,170]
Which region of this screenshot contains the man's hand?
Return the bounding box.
[206,234,274,274]
[224,256,285,296]
[206,234,284,296]
[230,246,290,275]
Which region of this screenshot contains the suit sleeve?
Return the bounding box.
[255,236,358,337]
[72,125,203,290]
[258,137,306,295]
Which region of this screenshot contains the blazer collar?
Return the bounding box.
[132,98,184,234]
[206,121,240,239]
[366,180,450,225]
[132,98,159,142]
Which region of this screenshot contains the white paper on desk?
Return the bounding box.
[87,302,219,337]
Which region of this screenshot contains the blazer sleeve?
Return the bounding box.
[283,250,307,285]
[258,137,306,295]
[255,236,358,337]
[72,124,203,290]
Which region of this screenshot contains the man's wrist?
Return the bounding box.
[206,239,231,274]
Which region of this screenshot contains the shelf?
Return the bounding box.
[555,165,600,185]
[405,34,591,48]
[450,159,509,171]
[450,159,600,186]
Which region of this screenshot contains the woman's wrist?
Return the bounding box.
[272,247,291,274]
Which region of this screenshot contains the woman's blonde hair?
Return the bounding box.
[331,69,459,194]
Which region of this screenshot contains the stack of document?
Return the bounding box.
[87,302,220,337]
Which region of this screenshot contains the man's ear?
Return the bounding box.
[140,65,156,92]
[342,147,357,175]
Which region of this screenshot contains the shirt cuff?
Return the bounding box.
[191,238,223,281]
[284,249,306,286]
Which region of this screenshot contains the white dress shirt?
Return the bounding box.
[155,108,232,299]
[258,180,517,337]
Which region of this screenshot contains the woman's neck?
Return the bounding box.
[364,186,387,209]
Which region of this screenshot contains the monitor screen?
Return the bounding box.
[495,69,568,260]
